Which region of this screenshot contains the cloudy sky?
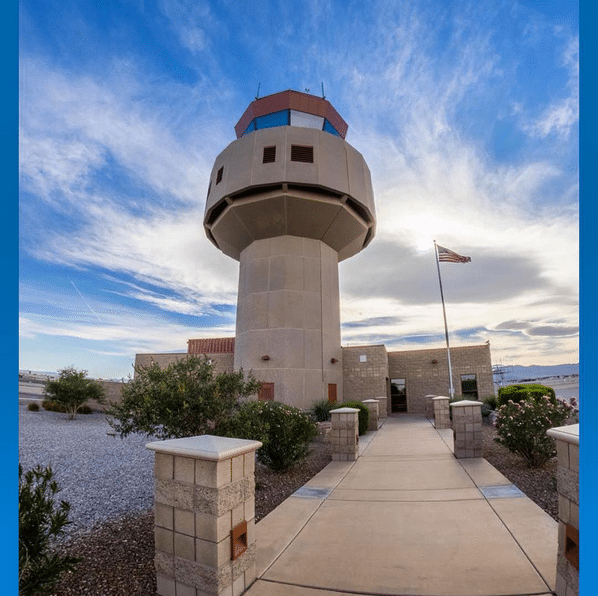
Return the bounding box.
[19,0,579,380]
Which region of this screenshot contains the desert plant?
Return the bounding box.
[107,356,261,439]
[497,384,555,407]
[19,464,81,595]
[42,400,67,413]
[494,396,577,467]
[27,402,40,412]
[481,395,498,410]
[226,400,317,471]
[44,367,106,420]
[310,399,334,422]
[480,402,493,418]
[339,400,369,435]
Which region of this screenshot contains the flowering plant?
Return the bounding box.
[494,396,577,468]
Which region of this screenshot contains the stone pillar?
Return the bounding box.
[432,396,450,429]
[547,424,579,596]
[362,399,379,431]
[424,395,436,419]
[146,435,262,596]
[374,396,388,419]
[450,400,483,458]
[330,407,359,461]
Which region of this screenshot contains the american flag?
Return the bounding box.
[437,245,471,263]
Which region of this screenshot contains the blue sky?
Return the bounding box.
[19,0,579,379]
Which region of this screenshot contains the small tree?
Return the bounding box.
[106,356,261,439]
[43,367,106,420]
[19,464,81,596]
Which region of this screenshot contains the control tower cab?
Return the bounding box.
[204,90,376,408]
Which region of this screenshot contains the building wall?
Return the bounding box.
[134,353,235,377]
[387,344,494,413]
[342,345,389,414]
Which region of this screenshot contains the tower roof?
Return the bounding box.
[234,89,348,140]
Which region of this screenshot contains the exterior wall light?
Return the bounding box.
[431,359,438,364]
[261,355,270,361]
[331,358,339,363]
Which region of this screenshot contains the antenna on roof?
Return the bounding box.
[255,83,261,100]
[321,82,326,99]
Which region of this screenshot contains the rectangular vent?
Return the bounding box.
[291,145,314,163]
[216,166,224,184]
[263,146,276,163]
[259,382,275,401]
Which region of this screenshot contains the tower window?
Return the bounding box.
[262,146,276,164]
[216,166,224,184]
[290,145,314,163]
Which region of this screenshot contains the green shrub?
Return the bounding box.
[497,384,555,407]
[481,395,498,410]
[310,399,334,422]
[19,464,81,595]
[339,401,369,435]
[42,400,67,413]
[480,402,492,418]
[27,403,40,412]
[225,401,317,472]
[494,396,577,468]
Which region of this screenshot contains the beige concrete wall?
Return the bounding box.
[341,345,389,414]
[387,344,494,413]
[134,353,234,377]
[234,236,343,411]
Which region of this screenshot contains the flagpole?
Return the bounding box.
[434,240,455,399]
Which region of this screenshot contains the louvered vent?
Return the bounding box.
[263,146,276,163]
[216,166,224,184]
[290,145,314,163]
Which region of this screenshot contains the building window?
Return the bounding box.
[258,382,274,401]
[216,166,224,184]
[262,146,276,163]
[460,374,478,399]
[290,145,314,163]
[359,354,367,363]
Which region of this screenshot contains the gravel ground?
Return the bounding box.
[19,409,557,595]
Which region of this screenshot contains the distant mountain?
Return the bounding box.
[494,363,579,383]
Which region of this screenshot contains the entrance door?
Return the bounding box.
[391,378,407,412]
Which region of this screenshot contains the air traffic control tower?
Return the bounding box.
[203,90,376,409]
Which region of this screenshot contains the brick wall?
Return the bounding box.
[341,345,389,411]
[387,344,494,413]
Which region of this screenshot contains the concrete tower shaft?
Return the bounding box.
[203,90,376,408]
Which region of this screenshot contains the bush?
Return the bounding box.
[310,399,334,422]
[44,367,106,420]
[494,396,577,468]
[19,464,81,595]
[77,405,93,415]
[27,403,40,412]
[480,402,493,418]
[225,401,318,472]
[481,395,498,410]
[339,400,369,435]
[42,400,67,413]
[497,384,555,407]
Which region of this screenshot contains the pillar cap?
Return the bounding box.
[330,407,360,414]
[432,396,450,401]
[362,399,379,403]
[146,435,262,461]
[547,423,579,445]
[449,400,482,408]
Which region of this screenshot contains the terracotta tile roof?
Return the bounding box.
[188,337,235,354]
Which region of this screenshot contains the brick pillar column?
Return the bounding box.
[432,396,450,429]
[374,396,388,419]
[450,400,483,458]
[547,424,579,596]
[425,395,436,419]
[362,399,380,431]
[146,435,262,596]
[330,407,359,461]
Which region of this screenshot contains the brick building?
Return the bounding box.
[135,340,494,416]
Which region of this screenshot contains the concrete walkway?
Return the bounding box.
[247,414,557,596]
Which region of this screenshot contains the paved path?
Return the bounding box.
[248,414,556,596]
